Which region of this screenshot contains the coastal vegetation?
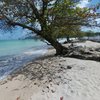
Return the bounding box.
[85,31,100,39]
[0,0,100,56]
[0,1,100,100]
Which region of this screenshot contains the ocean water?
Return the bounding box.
[0,39,47,57]
[0,39,47,79]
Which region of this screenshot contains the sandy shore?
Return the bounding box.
[0,41,100,100]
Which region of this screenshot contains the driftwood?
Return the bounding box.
[65,45,100,62]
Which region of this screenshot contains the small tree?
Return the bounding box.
[0,0,99,55]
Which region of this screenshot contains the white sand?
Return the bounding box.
[0,41,100,100]
[75,41,100,48]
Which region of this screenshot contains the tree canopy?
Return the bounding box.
[0,0,100,55]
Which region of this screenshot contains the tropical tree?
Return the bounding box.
[0,0,99,55]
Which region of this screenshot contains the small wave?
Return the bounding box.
[0,48,47,80]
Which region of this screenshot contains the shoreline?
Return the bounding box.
[0,41,100,100]
[0,45,48,80]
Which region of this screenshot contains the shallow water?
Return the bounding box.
[0,39,48,79]
[0,39,46,57]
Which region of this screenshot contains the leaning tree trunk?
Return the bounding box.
[49,39,67,55]
[42,34,68,55]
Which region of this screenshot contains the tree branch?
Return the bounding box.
[42,0,48,16]
[27,0,41,21]
[11,21,41,34]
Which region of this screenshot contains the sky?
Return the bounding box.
[78,0,100,32]
[0,0,100,40]
[78,0,100,7]
[0,27,30,40]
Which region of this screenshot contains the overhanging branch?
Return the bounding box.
[11,21,41,34]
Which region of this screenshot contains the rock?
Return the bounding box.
[49,79,52,82]
[67,66,72,69]
[51,90,55,93]
[34,83,37,85]
[47,86,49,89]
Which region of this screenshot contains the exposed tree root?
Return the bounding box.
[63,46,100,62]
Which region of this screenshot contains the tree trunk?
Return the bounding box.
[50,39,68,55]
[42,35,68,55]
[67,36,70,42]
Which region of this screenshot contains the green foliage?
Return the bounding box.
[47,0,90,39]
[0,0,98,40]
[84,31,100,38]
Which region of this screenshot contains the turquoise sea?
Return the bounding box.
[0,39,47,57]
[0,39,47,79]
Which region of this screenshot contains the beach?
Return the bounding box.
[0,41,100,100]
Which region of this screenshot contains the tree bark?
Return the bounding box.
[42,35,68,55]
[67,36,70,42]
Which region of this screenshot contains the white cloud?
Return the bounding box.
[77,0,89,8]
